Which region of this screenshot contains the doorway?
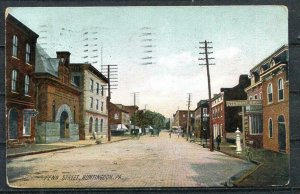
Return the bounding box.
[278,115,286,152]
[60,111,69,138]
[9,108,18,139]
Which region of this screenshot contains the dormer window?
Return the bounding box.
[270,59,276,67]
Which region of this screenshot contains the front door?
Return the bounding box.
[60,111,69,138]
[9,108,18,139]
[278,115,286,152]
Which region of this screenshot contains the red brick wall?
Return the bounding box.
[262,70,289,153]
[6,15,38,143]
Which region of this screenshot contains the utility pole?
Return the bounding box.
[199,40,215,152]
[132,92,139,135]
[186,93,191,141]
[101,64,118,142]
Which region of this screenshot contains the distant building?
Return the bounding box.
[108,102,131,128]
[115,104,139,118]
[35,47,80,143]
[194,100,209,139]
[69,63,109,140]
[211,75,250,140]
[6,14,39,145]
[173,110,195,134]
[260,45,289,153]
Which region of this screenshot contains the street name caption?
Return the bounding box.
[42,174,122,181]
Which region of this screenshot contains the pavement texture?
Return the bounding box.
[193,140,289,187]
[7,136,129,158]
[6,131,254,188]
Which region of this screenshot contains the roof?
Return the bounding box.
[70,63,108,83]
[35,44,60,77]
[6,14,39,39]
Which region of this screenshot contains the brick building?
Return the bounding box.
[194,100,209,139]
[211,75,250,140]
[173,110,195,135]
[115,104,138,118]
[35,46,81,143]
[70,63,108,140]
[108,102,131,129]
[244,62,264,148]
[6,14,39,145]
[260,45,289,153]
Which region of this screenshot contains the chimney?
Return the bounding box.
[56,51,71,65]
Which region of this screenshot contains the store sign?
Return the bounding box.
[226,100,262,107]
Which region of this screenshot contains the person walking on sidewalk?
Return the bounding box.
[169,131,172,138]
[216,135,221,150]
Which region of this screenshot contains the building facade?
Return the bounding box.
[211,75,250,141]
[70,64,108,140]
[6,14,39,145]
[260,45,289,153]
[173,110,194,134]
[194,100,209,139]
[108,102,131,128]
[35,47,80,143]
[244,64,263,148]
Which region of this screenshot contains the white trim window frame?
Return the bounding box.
[12,35,18,57]
[25,43,30,64]
[11,70,18,92]
[267,83,273,104]
[278,78,284,101]
[24,75,30,96]
[269,118,273,138]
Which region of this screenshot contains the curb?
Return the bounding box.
[231,162,264,186]
[7,146,76,159]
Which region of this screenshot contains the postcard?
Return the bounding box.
[5,6,289,188]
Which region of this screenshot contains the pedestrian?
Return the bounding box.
[177,131,180,138]
[216,135,221,150]
[169,131,171,138]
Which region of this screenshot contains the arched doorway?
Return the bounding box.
[95,118,99,132]
[60,111,69,138]
[278,115,286,152]
[9,108,18,139]
[89,117,93,133]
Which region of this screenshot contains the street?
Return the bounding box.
[7,131,254,188]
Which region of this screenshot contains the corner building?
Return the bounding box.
[260,45,289,153]
[6,14,39,145]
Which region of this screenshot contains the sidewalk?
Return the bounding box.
[193,140,289,187]
[7,136,129,159]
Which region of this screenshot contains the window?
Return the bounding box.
[90,97,93,108]
[24,75,29,95]
[73,106,76,123]
[250,115,263,135]
[96,83,99,94]
[254,95,258,100]
[12,35,18,57]
[203,108,207,114]
[269,118,273,138]
[114,113,119,120]
[278,78,284,101]
[101,101,104,111]
[90,79,94,92]
[100,119,103,132]
[183,114,185,118]
[23,112,31,135]
[249,96,252,100]
[11,70,18,92]
[101,85,104,96]
[72,76,80,87]
[96,99,99,110]
[267,83,273,103]
[25,43,30,64]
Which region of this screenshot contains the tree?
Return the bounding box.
[130,110,166,130]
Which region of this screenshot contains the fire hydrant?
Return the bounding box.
[235,127,242,154]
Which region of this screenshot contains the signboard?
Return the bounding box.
[226,100,262,107]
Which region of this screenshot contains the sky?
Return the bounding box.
[7,6,288,117]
